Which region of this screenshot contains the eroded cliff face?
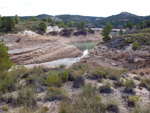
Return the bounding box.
[5,36,81,65]
[0,30,102,65]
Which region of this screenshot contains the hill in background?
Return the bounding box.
[14,12,150,28]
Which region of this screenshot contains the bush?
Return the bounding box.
[125,79,136,89]
[0,77,16,93]
[45,73,62,87]
[44,87,66,101]
[17,88,37,107]
[89,68,106,79]
[74,30,87,36]
[60,71,69,82]
[38,22,47,32]
[126,95,140,107]
[104,68,122,80]
[113,79,125,88]
[59,84,106,113]
[123,79,136,95]
[73,76,85,88]
[99,82,112,94]
[107,104,119,113]
[140,78,150,91]
[88,27,94,34]
[132,42,139,50]
[60,29,72,37]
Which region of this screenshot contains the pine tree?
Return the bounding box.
[39,22,47,32]
[0,39,12,80]
[101,22,112,42]
[67,20,74,28]
[1,17,15,31]
[125,22,133,30]
[14,15,20,24]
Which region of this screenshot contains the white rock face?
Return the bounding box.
[17,30,39,37]
[46,26,63,33]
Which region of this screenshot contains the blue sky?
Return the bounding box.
[0,0,150,17]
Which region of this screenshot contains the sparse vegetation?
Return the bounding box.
[0,12,150,113]
[88,67,106,79]
[99,82,112,94]
[126,95,140,107]
[17,88,37,107]
[59,84,106,113]
[45,87,66,101]
[140,78,150,91]
[132,42,139,50]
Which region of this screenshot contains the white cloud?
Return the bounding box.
[0,0,150,17]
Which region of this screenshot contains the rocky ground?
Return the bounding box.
[80,38,150,72]
[0,64,150,113]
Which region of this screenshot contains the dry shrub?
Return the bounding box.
[131,68,150,76]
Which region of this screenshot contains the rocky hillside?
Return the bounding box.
[96,12,150,28]
[81,33,150,71]
[16,12,150,28]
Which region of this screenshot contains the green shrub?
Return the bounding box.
[104,68,122,80]
[113,78,125,88]
[125,79,136,89]
[126,95,140,107]
[8,65,28,78]
[68,63,90,78]
[17,88,37,107]
[132,42,139,50]
[140,78,150,91]
[45,87,66,101]
[89,68,106,79]
[2,106,9,111]
[0,77,16,93]
[46,73,62,87]
[60,71,69,82]
[59,84,106,113]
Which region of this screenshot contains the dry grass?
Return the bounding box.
[131,68,150,76]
